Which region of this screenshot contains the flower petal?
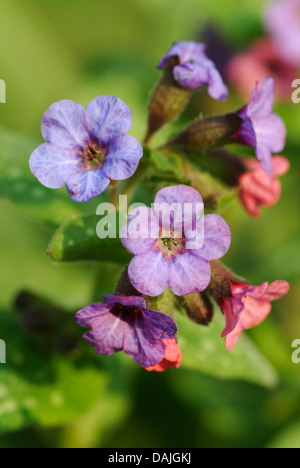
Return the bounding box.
[102,134,143,180]
[158,41,206,68]
[142,309,177,340]
[120,206,159,255]
[255,144,273,176]
[103,295,147,309]
[255,114,286,154]
[263,280,290,302]
[169,252,211,296]
[192,214,231,261]
[41,100,90,150]
[128,250,170,297]
[206,63,228,101]
[154,184,203,232]
[29,143,82,189]
[221,296,245,338]
[236,108,257,148]
[273,156,290,177]
[173,62,210,89]
[85,95,132,145]
[75,302,111,328]
[66,168,110,203]
[124,314,166,367]
[174,60,228,99]
[248,78,275,119]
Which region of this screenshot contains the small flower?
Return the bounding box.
[239,155,290,217]
[235,77,286,176]
[121,185,231,297]
[227,38,298,101]
[146,339,182,372]
[75,295,178,368]
[265,0,300,66]
[158,41,228,100]
[220,281,290,350]
[30,96,143,202]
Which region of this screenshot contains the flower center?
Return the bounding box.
[156,232,185,259]
[82,143,107,170]
[111,303,141,323]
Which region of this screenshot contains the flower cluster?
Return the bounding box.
[29,39,290,372]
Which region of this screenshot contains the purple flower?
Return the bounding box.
[158,41,228,100]
[75,295,177,368]
[265,0,300,66]
[235,78,286,175]
[121,185,231,297]
[29,96,143,202]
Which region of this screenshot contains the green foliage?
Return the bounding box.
[47,213,131,264]
[176,309,278,388]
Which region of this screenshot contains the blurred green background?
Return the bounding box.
[0,0,300,448]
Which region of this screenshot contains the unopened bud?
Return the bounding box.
[207,261,247,301]
[178,292,213,325]
[144,57,191,144]
[115,267,142,297]
[162,113,242,153]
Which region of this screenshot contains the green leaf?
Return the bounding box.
[47,213,131,264]
[176,309,278,388]
[0,311,108,433]
[150,150,191,184]
[266,423,300,449]
[0,298,137,438]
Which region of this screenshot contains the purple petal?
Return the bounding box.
[75,302,111,328]
[174,60,228,100]
[169,252,211,296]
[142,308,177,340]
[41,100,90,150]
[206,63,229,101]
[255,144,273,176]
[247,78,275,119]
[66,168,110,203]
[123,314,166,367]
[236,108,257,148]
[29,143,82,189]
[102,134,143,180]
[128,250,170,297]
[154,184,203,232]
[192,214,231,261]
[83,310,166,367]
[158,41,206,68]
[103,295,147,309]
[173,62,210,89]
[83,311,130,356]
[120,206,159,255]
[85,95,132,145]
[254,114,286,153]
[155,184,203,207]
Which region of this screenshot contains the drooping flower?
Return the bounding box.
[227,38,298,101]
[158,41,228,100]
[75,295,178,368]
[121,185,231,297]
[220,281,290,350]
[234,77,286,176]
[146,339,182,372]
[265,0,300,66]
[239,155,290,217]
[30,96,143,202]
